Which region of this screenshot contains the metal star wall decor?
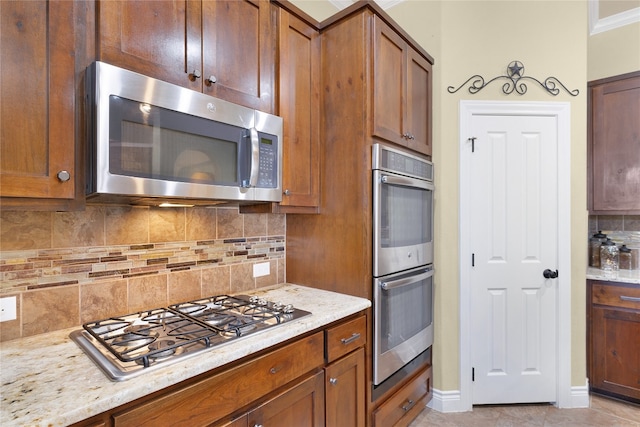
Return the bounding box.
[447,61,579,97]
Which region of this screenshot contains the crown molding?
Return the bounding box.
[589,0,640,35]
[328,0,405,11]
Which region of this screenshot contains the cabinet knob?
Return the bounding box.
[56,170,71,182]
[205,75,217,86]
[254,425,263,427]
[329,378,338,386]
[283,189,291,196]
[189,69,201,81]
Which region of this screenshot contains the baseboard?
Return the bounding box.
[427,388,466,413]
[570,380,590,408]
[428,382,590,412]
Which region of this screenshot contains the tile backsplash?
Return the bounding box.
[0,206,286,341]
[588,214,640,246]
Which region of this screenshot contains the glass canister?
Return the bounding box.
[627,245,640,270]
[599,238,619,272]
[619,245,632,270]
[589,231,607,268]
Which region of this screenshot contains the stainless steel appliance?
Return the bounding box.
[70,294,310,381]
[85,61,283,206]
[372,144,434,277]
[372,143,434,387]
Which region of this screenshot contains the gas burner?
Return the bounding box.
[200,312,236,327]
[112,325,159,348]
[148,339,179,358]
[223,315,257,336]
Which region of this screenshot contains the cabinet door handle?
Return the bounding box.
[620,295,640,302]
[329,377,338,386]
[341,333,361,345]
[402,399,415,411]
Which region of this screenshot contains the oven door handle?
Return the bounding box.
[380,174,433,191]
[380,270,433,291]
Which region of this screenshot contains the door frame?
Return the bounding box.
[459,100,572,410]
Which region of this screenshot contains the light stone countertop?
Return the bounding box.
[586,267,640,285]
[0,284,371,427]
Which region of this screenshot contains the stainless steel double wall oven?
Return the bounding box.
[372,144,435,391]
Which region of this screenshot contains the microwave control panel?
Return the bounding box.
[257,136,278,188]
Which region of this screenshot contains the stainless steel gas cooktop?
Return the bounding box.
[70,294,310,381]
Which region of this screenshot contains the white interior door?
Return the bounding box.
[469,113,559,404]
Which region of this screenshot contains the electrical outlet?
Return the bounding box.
[0,296,17,322]
[253,262,270,278]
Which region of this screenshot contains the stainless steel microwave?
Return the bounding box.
[85,62,283,206]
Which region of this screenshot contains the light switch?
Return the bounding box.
[0,296,17,322]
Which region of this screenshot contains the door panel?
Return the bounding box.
[470,114,558,404]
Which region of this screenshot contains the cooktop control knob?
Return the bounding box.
[282,304,294,314]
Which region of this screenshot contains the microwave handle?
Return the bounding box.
[380,269,433,291]
[245,127,260,188]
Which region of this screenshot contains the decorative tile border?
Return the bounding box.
[0,237,285,294]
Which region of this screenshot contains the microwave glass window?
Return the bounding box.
[380,183,432,248]
[109,96,242,185]
[380,276,433,352]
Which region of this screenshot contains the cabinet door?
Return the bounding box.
[0,0,79,206]
[249,371,325,427]
[325,348,366,427]
[202,0,275,113]
[589,73,640,213]
[98,0,201,91]
[372,17,407,148]
[589,282,640,401]
[406,49,432,156]
[278,10,320,209]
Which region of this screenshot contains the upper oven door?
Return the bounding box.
[373,168,434,277]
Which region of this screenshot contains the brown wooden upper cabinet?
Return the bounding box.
[240,7,321,214]
[0,0,85,210]
[372,17,432,156]
[277,9,320,211]
[588,71,640,213]
[98,0,276,113]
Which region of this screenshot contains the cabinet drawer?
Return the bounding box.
[373,365,432,427]
[113,332,324,427]
[325,315,366,362]
[592,283,640,310]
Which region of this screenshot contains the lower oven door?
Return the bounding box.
[373,265,434,385]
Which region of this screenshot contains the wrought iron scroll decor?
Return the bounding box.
[447,61,579,97]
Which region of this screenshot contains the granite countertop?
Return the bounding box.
[586,267,640,285]
[0,284,371,427]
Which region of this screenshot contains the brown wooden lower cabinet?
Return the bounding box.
[588,280,640,403]
[326,348,366,427]
[373,365,432,427]
[71,314,367,427]
[221,371,325,427]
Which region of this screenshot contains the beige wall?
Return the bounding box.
[588,17,640,80]
[292,0,590,393]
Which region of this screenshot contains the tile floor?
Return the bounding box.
[409,394,640,426]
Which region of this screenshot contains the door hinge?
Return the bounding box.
[472,367,475,381]
[468,137,477,152]
[472,253,475,267]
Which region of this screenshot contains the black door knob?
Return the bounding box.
[543,269,558,279]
